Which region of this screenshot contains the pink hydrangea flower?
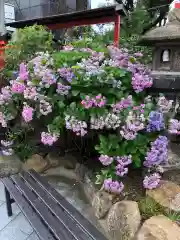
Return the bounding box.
[11,82,25,94]
[41,132,58,146]
[22,105,34,122]
[81,94,106,109]
[24,87,37,100]
[19,63,28,81]
[63,45,74,51]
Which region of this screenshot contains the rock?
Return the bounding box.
[92,191,115,219]
[136,215,180,240]
[42,166,79,181]
[106,201,141,240]
[76,163,97,203]
[168,8,180,23]
[45,153,60,168]
[23,154,49,173]
[162,148,180,172]
[147,180,180,212]
[47,153,77,169]
[0,154,22,177]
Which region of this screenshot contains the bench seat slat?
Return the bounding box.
[29,169,107,240]
[2,178,55,240]
[11,175,75,240]
[21,171,91,240]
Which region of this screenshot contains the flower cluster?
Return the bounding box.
[112,95,133,113]
[24,87,37,100]
[30,53,56,88]
[99,155,113,166]
[56,83,71,95]
[58,68,74,82]
[90,113,121,130]
[157,96,173,113]
[144,136,168,168]
[147,111,165,132]
[116,155,132,177]
[0,86,12,105]
[168,119,180,134]
[22,105,34,122]
[108,46,153,92]
[103,179,124,194]
[120,109,145,140]
[65,115,87,136]
[143,173,161,190]
[11,81,26,94]
[39,100,52,116]
[81,94,106,109]
[1,140,14,156]
[78,51,104,76]
[19,63,28,81]
[41,132,58,146]
[0,44,174,193]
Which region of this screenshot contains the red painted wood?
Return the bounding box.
[47,14,121,47]
[114,14,120,47]
[47,15,117,30]
[175,3,180,8]
[0,41,6,69]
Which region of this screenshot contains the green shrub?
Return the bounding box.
[0,44,174,193]
[5,25,53,72]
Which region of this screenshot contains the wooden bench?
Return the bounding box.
[2,169,108,240]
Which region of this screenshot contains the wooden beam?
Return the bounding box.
[47,15,117,30]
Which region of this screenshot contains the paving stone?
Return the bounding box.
[0,180,6,202]
[0,203,20,230]
[26,232,39,240]
[0,213,33,240]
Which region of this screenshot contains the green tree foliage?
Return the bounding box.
[4,25,53,72]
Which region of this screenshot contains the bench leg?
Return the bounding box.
[4,187,13,217]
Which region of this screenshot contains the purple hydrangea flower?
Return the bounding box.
[147,111,165,132]
[169,119,180,135]
[143,173,161,190]
[112,95,133,113]
[103,179,124,194]
[56,83,71,95]
[144,136,168,168]
[116,164,128,176]
[99,155,113,166]
[58,68,74,82]
[116,155,132,166]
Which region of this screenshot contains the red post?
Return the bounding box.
[114,14,120,48]
[0,41,6,69]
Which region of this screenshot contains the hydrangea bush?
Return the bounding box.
[0,45,176,194]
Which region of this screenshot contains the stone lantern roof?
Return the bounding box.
[139,8,180,45]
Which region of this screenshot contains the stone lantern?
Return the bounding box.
[140,8,180,157]
[139,8,180,92]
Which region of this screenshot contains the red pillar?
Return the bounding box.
[0,41,6,69]
[114,14,120,48]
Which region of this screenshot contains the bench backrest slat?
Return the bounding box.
[2,177,56,240]
[21,171,90,240]
[11,175,74,240]
[29,169,108,240]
